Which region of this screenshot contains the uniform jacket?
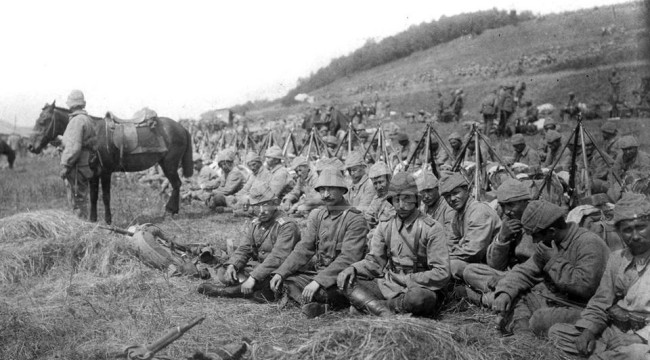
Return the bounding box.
[284,169,317,204]
[268,163,294,199]
[613,150,650,179]
[226,211,300,281]
[486,224,535,271]
[365,194,396,228]
[495,223,610,303]
[480,92,498,116]
[352,210,450,298]
[61,110,96,176]
[420,197,455,238]
[274,201,368,288]
[209,168,245,195]
[513,145,541,168]
[347,174,375,211]
[575,248,650,341]
[239,166,270,197]
[449,198,501,263]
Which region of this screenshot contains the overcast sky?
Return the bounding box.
[0,0,636,127]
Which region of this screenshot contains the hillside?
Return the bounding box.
[248,1,648,120]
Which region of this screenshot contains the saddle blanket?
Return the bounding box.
[112,120,167,155]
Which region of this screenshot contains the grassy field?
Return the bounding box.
[5,114,650,359]
[0,146,599,360]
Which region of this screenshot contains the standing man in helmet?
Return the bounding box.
[60,90,97,220]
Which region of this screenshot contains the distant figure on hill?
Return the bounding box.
[515,82,527,107]
[560,92,580,121]
[450,89,464,122]
[496,85,515,137]
[480,89,499,135]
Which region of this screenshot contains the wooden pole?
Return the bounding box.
[473,126,481,200]
[579,123,592,197]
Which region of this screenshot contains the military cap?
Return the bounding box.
[396,133,409,142]
[66,89,86,108]
[201,153,213,164]
[416,171,438,192]
[387,172,419,200]
[544,118,557,128]
[245,151,262,164]
[511,134,526,145]
[249,183,277,206]
[315,157,344,172]
[545,130,562,144]
[439,172,468,195]
[192,152,202,162]
[358,129,369,138]
[368,162,391,179]
[419,109,426,115]
[314,167,348,193]
[496,178,531,203]
[619,135,639,149]
[344,151,366,169]
[448,132,462,142]
[569,92,575,96]
[600,121,617,135]
[217,150,235,163]
[265,145,284,159]
[521,200,565,234]
[290,156,309,169]
[323,136,339,146]
[612,192,650,225]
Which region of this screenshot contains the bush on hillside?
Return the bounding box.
[281,8,535,106]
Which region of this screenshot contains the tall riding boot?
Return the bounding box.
[197,283,243,298]
[348,285,392,317]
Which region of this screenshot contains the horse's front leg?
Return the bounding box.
[89,177,99,222]
[161,167,181,214]
[101,173,112,224]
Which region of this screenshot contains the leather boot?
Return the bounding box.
[348,285,392,317]
[197,283,243,298]
[302,303,328,318]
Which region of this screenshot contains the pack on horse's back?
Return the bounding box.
[105,108,168,168]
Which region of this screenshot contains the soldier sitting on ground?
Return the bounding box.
[460,179,535,307]
[337,172,451,317]
[416,171,455,237]
[206,150,246,211]
[492,200,610,337]
[198,184,301,302]
[511,134,541,169]
[281,156,322,215]
[439,173,501,280]
[549,193,650,360]
[270,168,368,318]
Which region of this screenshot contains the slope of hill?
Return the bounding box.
[249,1,648,120]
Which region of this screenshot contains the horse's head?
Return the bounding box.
[28,101,69,154]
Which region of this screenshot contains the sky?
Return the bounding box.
[0,0,637,128]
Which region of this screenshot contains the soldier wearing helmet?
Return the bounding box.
[59,90,98,220]
[337,172,451,317]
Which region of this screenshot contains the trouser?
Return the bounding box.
[507,286,582,337]
[483,114,496,134]
[549,323,650,360]
[450,259,470,281]
[352,279,440,317]
[497,110,512,136]
[65,167,90,220]
[463,263,505,293]
[283,271,348,309]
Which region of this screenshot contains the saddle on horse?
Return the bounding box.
[105,108,167,165]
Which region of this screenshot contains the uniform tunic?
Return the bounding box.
[346,174,375,211]
[224,211,300,281]
[549,248,650,359]
[512,145,541,168]
[352,210,450,299]
[268,163,294,199]
[209,168,245,196]
[420,197,455,238]
[274,201,368,289]
[449,198,501,266]
[283,169,318,204]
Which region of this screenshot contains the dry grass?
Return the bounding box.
[0,155,588,360]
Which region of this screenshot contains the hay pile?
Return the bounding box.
[0,210,138,282]
[264,317,487,360]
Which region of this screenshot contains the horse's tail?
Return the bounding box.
[181,128,194,178]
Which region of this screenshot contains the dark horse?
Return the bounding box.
[28,102,193,224]
[0,139,16,169]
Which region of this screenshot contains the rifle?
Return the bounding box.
[115,316,205,359]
